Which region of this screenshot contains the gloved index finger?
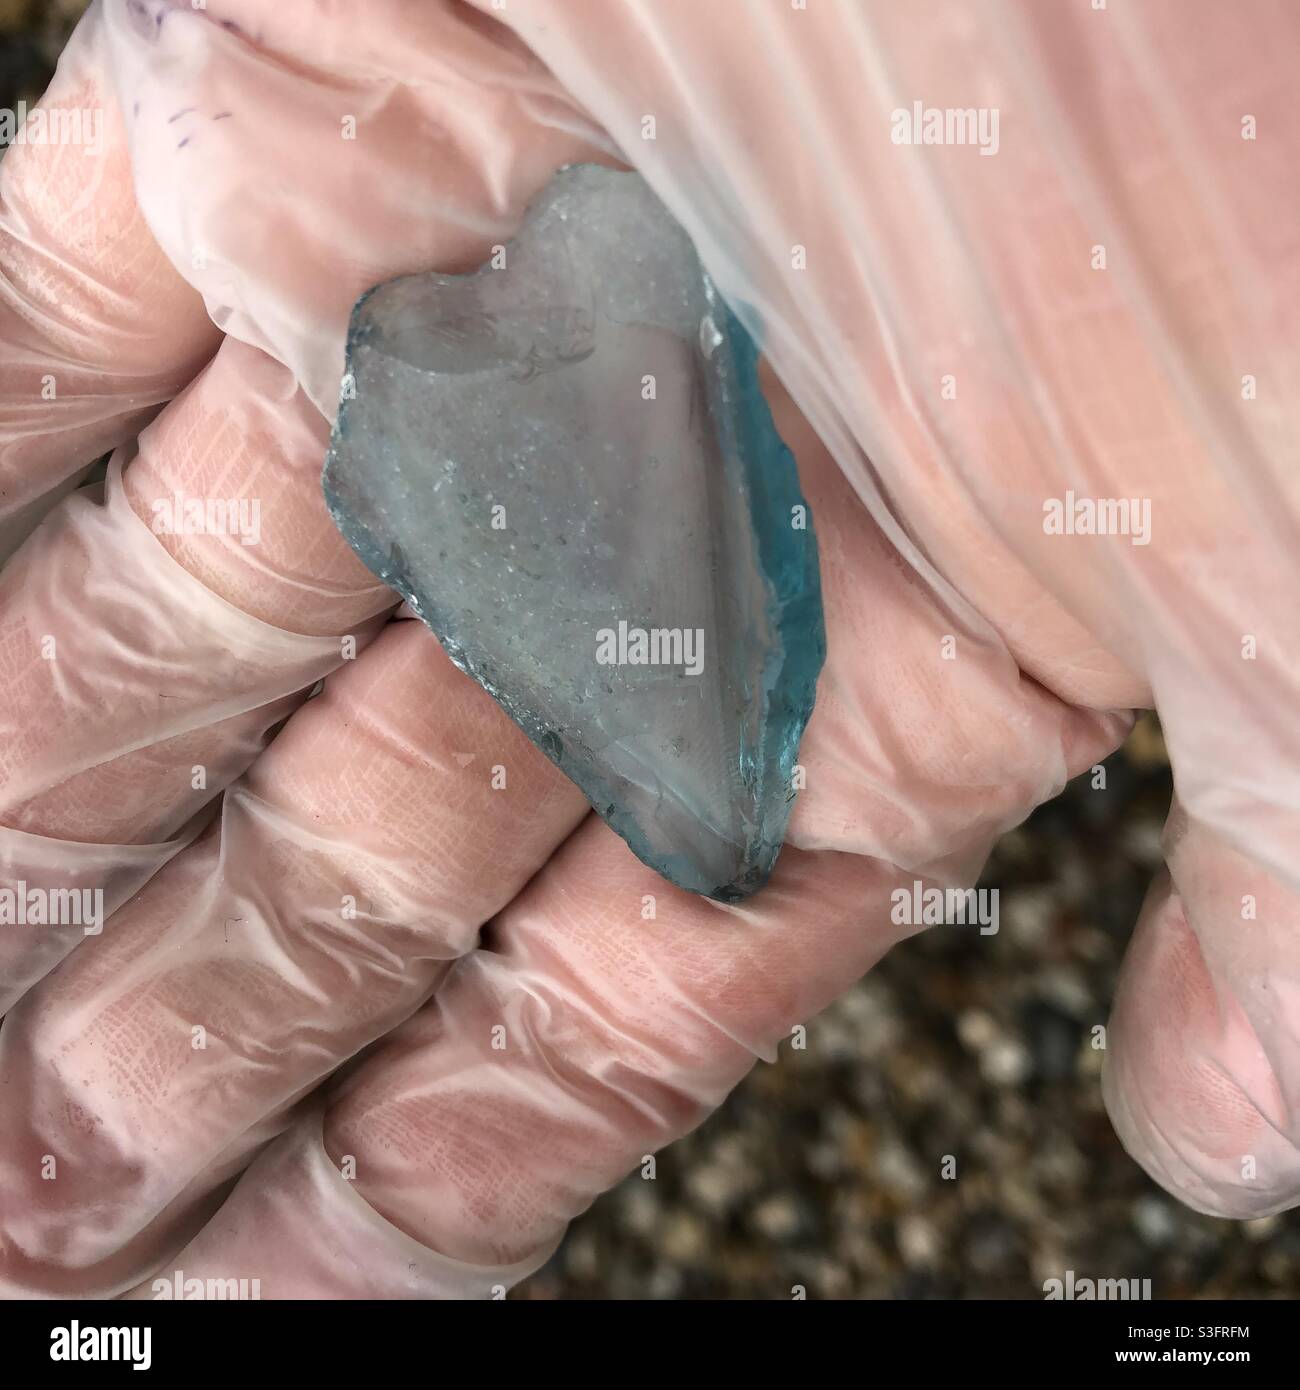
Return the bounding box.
[0,6,219,562]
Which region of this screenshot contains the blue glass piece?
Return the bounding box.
[324,166,824,900]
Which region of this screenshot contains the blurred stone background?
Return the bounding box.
[4,0,1295,1300]
[0,0,82,113]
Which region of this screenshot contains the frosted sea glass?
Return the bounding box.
[324,166,824,900]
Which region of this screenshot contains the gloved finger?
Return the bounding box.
[0,0,615,1010]
[98,0,618,418]
[0,616,589,1297]
[0,337,389,1014]
[1104,802,1300,1218]
[122,843,893,1300]
[120,1103,550,1300]
[138,379,1129,1297]
[0,6,219,559]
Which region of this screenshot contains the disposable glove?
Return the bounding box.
[0,0,1296,1298]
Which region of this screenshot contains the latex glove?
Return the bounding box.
[0,0,1295,1298]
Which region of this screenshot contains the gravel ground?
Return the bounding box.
[4,3,1295,1301]
[0,0,80,110]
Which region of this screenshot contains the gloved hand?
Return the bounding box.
[0,0,1295,1298]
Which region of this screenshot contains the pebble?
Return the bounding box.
[981,1037,1032,1087]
